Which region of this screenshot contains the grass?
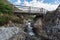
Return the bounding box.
[0,14,23,26]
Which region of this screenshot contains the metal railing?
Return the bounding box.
[13,5,48,14]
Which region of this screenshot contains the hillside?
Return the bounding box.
[7,0,23,12]
[0,0,23,26]
[0,0,22,12]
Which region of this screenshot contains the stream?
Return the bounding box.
[24,21,44,40]
[25,21,35,36]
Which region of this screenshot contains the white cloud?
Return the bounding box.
[14,0,21,5]
[10,0,59,11]
[40,0,44,3]
[8,0,10,1]
[24,0,59,11]
[54,0,59,4]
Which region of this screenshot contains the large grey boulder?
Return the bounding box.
[0,27,20,40]
[32,5,60,40]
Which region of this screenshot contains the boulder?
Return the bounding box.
[32,5,60,40]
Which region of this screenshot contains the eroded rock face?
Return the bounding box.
[0,27,20,40]
[33,15,48,39]
[0,27,27,40]
[33,5,60,40]
[9,29,27,40]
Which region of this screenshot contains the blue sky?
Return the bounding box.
[8,0,60,11]
[8,0,60,4]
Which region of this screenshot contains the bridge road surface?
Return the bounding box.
[13,5,48,15]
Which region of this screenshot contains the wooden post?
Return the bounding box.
[28,6,31,13]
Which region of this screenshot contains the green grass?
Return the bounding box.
[0,14,23,26]
[0,0,23,26]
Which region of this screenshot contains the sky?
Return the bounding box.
[8,0,60,11]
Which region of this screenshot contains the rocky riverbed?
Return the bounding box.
[32,5,60,40]
[0,26,27,40]
[0,5,60,40]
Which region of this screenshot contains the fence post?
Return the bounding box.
[28,6,31,13]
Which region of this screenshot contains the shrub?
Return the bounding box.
[0,0,13,14]
[0,14,23,26]
[8,15,23,24]
[0,0,23,26]
[0,14,9,26]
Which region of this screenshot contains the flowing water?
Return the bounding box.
[25,22,44,40]
[25,22,35,36]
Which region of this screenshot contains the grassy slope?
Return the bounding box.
[3,0,22,12]
[0,0,23,26]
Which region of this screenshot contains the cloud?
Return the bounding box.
[13,0,21,5]
[54,0,59,4]
[24,0,59,11]
[9,0,60,11]
[8,0,10,1]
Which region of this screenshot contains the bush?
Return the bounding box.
[0,14,9,26]
[0,0,23,26]
[0,14,23,26]
[0,0,13,14]
[8,15,23,24]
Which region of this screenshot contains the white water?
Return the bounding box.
[26,22,35,36]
